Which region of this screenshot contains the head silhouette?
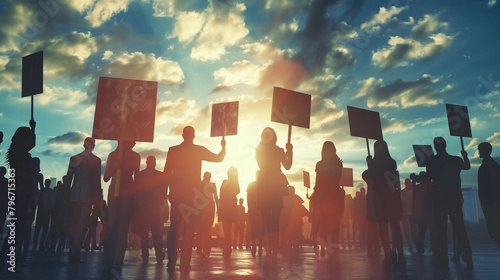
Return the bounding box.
[6,127,33,164]
[433,137,446,153]
[260,127,277,146]
[33,157,41,172]
[478,142,492,158]
[228,166,238,181]
[288,185,296,195]
[44,178,51,189]
[84,137,95,150]
[373,140,391,160]
[122,141,136,150]
[146,156,156,169]
[360,187,366,194]
[321,141,337,161]
[182,126,195,143]
[404,178,412,189]
[239,198,244,205]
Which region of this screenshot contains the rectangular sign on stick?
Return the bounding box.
[303,170,310,188]
[339,168,354,187]
[446,104,472,138]
[271,87,311,128]
[22,51,43,97]
[412,145,434,167]
[92,77,158,142]
[347,106,383,140]
[210,101,239,137]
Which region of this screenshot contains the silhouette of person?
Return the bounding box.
[132,155,166,264]
[426,136,472,268]
[477,142,500,248]
[0,167,7,242]
[163,126,225,273]
[340,194,353,249]
[355,188,368,250]
[401,179,415,252]
[235,198,246,250]
[219,166,240,260]
[196,172,218,258]
[255,127,292,266]
[67,137,102,263]
[32,178,52,251]
[246,172,263,257]
[281,186,308,250]
[102,141,140,277]
[362,170,381,260]
[366,140,405,270]
[83,203,99,252]
[411,172,435,256]
[51,176,72,256]
[0,123,36,271]
[314,141,344,263]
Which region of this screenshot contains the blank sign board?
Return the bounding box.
[271,87,311,128]
[303,170,310,188]
[412,145,434,167]
[446,104,472,138]
[339,168,353,187]
[92,77,157,142]
[347,106,383,140]
[211,101,239,137]
[22,51,43,97]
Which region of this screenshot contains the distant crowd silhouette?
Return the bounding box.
[1,123,500,278]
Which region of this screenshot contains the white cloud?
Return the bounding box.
[214,60,263,88]
[486,132,500,145]
[152,0,196,17]
[189,3,249,61]
[84,0,132,28]
[372,33,454,70]
[101,51,185,87]
[171,11,206,42]
[241,41,284,64]
[412,14,448,40]
[488,0,497,8]
[356,74,453,108]
[38,85,88,107]
[360,6,408,33]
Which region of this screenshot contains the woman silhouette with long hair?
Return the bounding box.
[366,140,405,270]
[315,141,344,263]
[1,124,36,269]
[255,127,292,266]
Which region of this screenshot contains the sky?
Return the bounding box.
[0,0,499,207]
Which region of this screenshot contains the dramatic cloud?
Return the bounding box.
[486,132,500,145]
[360,6,408,33]
[325,47,356,72]
[411,14,448,41]
[80,0,133,28]
[214,60,263,88]
[47,131,89,146]
[38,85,88,107]
[241,41,284,64]
[171,2,249,61]
[356,74,453,108]
[101,51,185,87]
[40,149,73,158]
[372,33,454,70]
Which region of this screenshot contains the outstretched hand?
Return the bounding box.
[286,143,293,152]
[221,139,226,149]
[366,155,372,162]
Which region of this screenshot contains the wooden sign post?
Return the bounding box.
[211,101,239,141]
[347,106,383,156]
[412,145,434,167]
[22,51,43,122]
[92,77,158,196]
[446,104,472,151]
[271,87,311,144]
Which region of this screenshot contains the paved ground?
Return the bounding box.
[2,244,500,279]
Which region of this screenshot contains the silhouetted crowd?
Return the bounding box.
[1,124,500,278]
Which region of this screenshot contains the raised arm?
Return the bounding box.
[282,143,293,170]
[461,150,471,170]
[202,140,226,163]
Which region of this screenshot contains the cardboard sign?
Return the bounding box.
[271,87,311,128]
[303,170,310,188]
[347,106,383,140]
[22,51,43,97]
[339,168,353,187]
[446,104,472,138]
[412,145,434,167]
[92,77,157,142]
[210,101,239,137]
